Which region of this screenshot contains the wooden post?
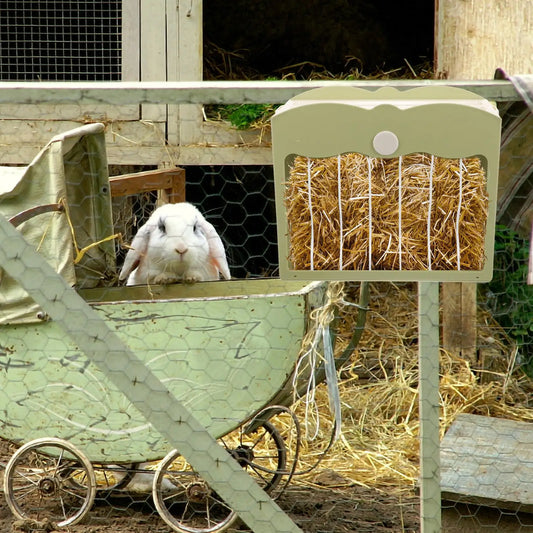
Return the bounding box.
[419,282,442,533]
[436,0,533,362]
[440,282,477,360]
[435,0,533,80]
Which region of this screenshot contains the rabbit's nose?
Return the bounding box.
[175,246,188,255]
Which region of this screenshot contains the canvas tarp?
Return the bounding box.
[0,123,116,324]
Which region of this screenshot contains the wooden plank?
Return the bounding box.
[0,119,166,145]
[0,80,522,106]
[122,0,140,81]
[0,103,138,121]
[0,120,167,165]
[166,0,180,146]
[177,145,272,166]
[441,413,533,512]
[109,167,186,202]
[461,283,478,360]
[140,0,167,121]
[173,0,204,149]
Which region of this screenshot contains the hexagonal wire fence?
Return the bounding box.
[0,82,531,533]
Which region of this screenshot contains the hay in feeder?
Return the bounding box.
[286,153,489,272]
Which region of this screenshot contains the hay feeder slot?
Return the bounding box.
[272,86,501,282]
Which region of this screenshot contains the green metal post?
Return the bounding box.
[418,282,441,532]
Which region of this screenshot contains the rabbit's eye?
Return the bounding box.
[158,219,166,234]
[193,221,200,234]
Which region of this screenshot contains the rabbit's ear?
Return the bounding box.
[118,224,152,281]
[197,215,231,280]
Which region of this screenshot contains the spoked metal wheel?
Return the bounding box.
[152,421,287,533]
[221,420,287,494]
[152,449,237,533]
[3,437,96,527]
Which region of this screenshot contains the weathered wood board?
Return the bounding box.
[441,413,533,512]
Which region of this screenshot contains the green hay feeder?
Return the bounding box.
[272,86,501,282]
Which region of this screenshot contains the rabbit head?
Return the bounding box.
[119,203,231,286]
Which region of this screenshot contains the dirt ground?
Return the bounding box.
[2,434,533,533]
[0,479,421,533]
[0,430,419,532]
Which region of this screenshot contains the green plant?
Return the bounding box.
[212,103,277,130]
[484,224,533,375]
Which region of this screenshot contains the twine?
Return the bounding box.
[455,159,465,270]
[337,154,344,270]
[307,157,315,270]
[62,197,122,264]
[293,281,345,441]
[367,157,373,270]
[427,155,434,270]
[398,155,403,270]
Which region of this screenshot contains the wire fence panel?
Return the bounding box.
[0,0,122,81]
[0,83,531,533]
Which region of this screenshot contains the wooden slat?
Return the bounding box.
[109,168,185,203]
[122,0,140,82]
[441,413,533,512]
[0,103,139,120]
[140,0,167,121]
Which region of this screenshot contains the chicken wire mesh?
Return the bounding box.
[0,131,320,532]
[110,164,279,281]
[0,85,531,533]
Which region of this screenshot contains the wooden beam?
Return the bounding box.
[109,167,186,203]
[0,80,522,106]
[436,0,532,360]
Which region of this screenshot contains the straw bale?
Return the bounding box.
[286,154,488,272]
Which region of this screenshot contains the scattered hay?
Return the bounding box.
[285,282,532,494]
[286,154,488,272]
[202,40,434,128]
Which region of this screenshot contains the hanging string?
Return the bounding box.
[427,155,435,270]
[293,331,320,440]
[398,155,403,270]
[307,157,315,270]
[455,159,465,270]
[367,157,373,270]
[337,154,344,270]
[292,282,345,441]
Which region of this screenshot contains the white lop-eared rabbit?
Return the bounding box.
[119,202,231,286]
